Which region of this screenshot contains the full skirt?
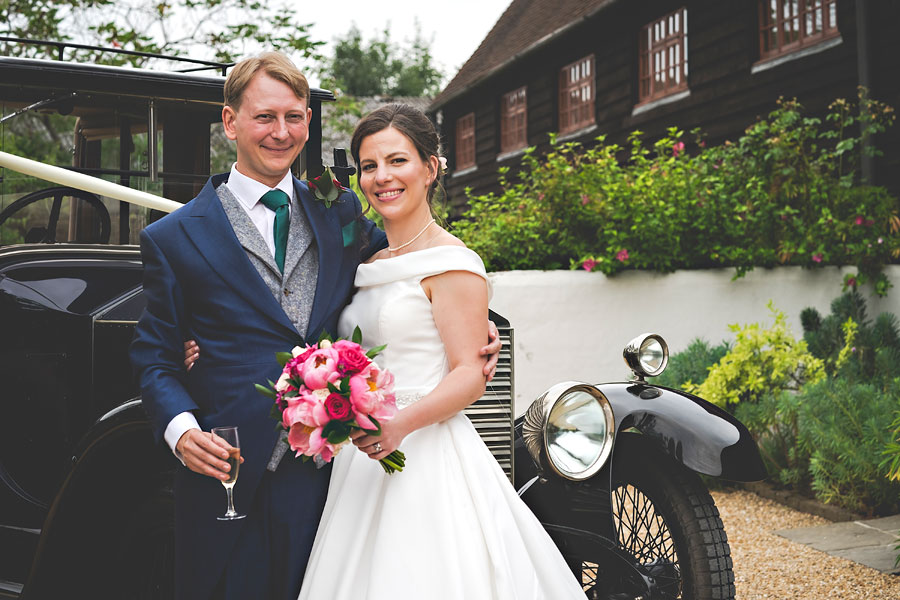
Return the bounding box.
[296,412,586,599]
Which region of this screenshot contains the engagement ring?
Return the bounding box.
[373,442,382,453]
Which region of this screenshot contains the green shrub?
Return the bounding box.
[734,390,809,490]
[653,338,728,391]
[685,301,825,408]
[454,91,899,295]
[801,291,900,383]
[797,378,900,515]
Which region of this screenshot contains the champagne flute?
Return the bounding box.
[211,426,246,521]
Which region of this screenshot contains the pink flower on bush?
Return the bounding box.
[847,277,857,287]
[616,248,629,262]
[582,258,597,272]
[812,253,823,263]
[672,141,685,157]
[855,216,865,225]
[581,194,590,206]
[537,193,545,201]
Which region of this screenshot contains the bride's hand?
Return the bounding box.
[349,421,406,461]
[480,320,501,381]
[183,340,199,371]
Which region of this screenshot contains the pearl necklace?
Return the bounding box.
[388,218,435,252]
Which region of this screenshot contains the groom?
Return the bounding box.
[131,52,498,600]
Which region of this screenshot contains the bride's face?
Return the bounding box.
[357,126,439,221]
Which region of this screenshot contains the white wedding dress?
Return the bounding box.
[297,246,586,600]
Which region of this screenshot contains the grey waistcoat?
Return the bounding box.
[216,183,318,339]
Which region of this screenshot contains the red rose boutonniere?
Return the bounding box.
[307,166,346,208]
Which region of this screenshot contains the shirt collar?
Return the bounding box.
[228,163,294,210]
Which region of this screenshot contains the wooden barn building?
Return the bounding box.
[430,0,900,213]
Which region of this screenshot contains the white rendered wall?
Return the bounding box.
[487,266,900,416]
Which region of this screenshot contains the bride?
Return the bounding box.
[296,104,586,599]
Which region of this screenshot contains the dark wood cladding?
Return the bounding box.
[435,0,900,215]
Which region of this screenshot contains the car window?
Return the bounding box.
[0,261,142,315]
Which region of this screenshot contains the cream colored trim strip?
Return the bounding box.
[0,150,181,214]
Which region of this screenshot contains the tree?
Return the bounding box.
[1,0,323,67]
[325,22,444,98]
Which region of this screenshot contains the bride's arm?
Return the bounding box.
[350,269,489,460]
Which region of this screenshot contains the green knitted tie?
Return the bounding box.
[259,189,290,274]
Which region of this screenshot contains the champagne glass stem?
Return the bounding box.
[224,486,237,517]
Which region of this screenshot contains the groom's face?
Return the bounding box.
[222,71,311,188]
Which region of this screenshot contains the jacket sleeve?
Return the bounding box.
[130,227,199,442]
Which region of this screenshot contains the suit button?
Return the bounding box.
[283,288,291,296]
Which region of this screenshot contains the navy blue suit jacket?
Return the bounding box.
[130,172,385,598]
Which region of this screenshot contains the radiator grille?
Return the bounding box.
[464,317,514,481]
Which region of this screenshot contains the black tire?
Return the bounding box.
[610,433,734,600]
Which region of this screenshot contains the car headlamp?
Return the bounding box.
[522,382,615,481]
[623,333,669,380]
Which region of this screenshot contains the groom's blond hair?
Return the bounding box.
[224,51,310,111]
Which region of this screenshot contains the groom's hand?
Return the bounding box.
[480,320,501,381]
[176,429,241,480]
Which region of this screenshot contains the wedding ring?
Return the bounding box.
[373,442,382,453]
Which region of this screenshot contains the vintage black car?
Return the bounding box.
[1,40,765,600]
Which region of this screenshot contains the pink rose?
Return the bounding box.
[324,393,353,421]
[812,253,823,263]
[300,347,340,389]
[855,216,865,225]
[332,340,371,375]
[616,249,629,262]
[582,258,596,272]
[672,141,685,157]
[581,194,590,206]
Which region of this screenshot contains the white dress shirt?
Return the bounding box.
[163,164,294,458]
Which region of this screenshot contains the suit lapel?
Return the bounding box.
[297,178,344,337]
[282,193,314,280]
[180,176,300,340]
[216,184,280,275]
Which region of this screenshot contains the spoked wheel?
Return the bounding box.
[611,433,735,600]
[0,186,110,243]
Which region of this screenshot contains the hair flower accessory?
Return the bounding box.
[307,166,346,208]
[438,156,448,175]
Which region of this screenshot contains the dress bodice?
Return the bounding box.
[337,245,491,402]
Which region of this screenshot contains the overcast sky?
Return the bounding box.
[300,0,511,88]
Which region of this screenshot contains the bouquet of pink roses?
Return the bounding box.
[255,328,405,474]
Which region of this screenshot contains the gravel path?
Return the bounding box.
[713,489,900,599]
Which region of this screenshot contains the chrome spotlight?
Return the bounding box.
[623,333,669,380]
[522,382,615,481]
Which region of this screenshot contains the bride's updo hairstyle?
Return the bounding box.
[350,103,444,207]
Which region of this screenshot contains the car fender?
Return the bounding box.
[597,381,766,482]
